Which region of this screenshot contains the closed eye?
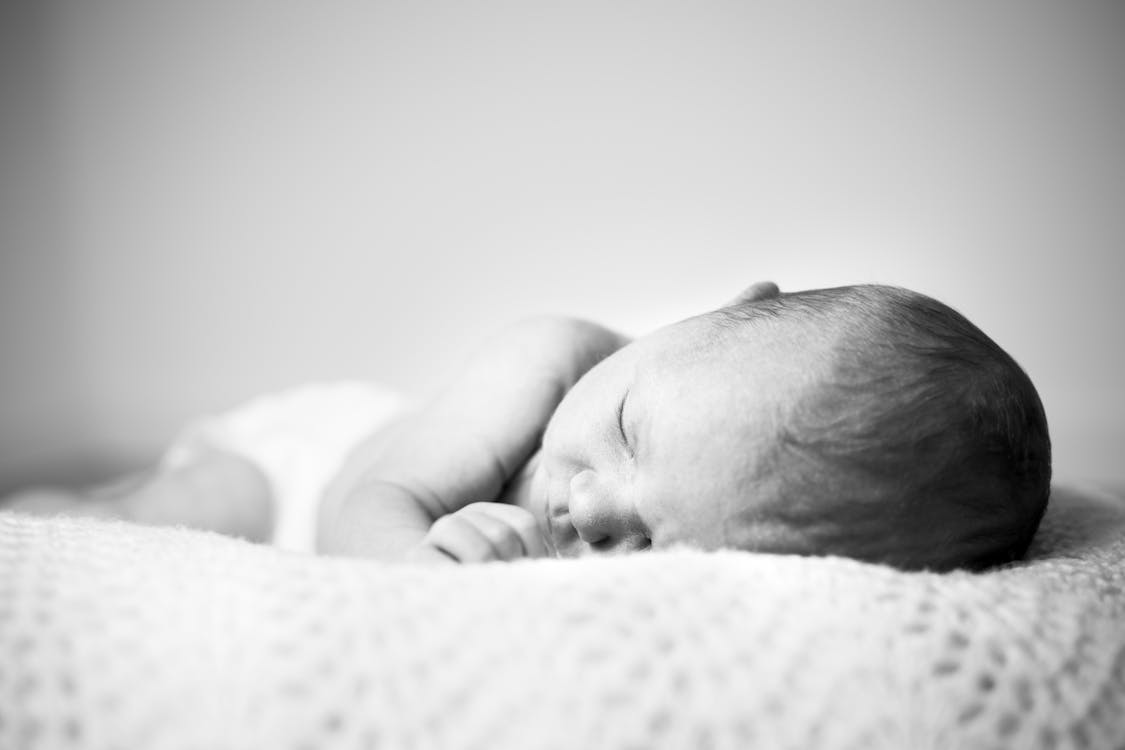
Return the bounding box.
[617,388,632,455]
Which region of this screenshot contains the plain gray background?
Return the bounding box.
[2,1,1123,490]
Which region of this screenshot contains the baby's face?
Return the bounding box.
[534,313,806,558]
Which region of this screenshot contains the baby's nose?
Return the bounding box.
[567,470,647,551]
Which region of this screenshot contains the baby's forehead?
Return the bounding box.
[637,312,829,384]
[627,316,843,454]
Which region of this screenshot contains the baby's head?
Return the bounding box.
[538,283,1051,571]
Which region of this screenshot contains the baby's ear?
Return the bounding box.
[725,281,780,307]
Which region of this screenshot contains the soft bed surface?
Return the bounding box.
[1,484,1123,750]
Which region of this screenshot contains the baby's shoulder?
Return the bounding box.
[475,315,631,386]
[495,314,628,351]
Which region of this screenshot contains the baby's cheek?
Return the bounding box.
[567,471,610,538]
[537,422,585,478]
[710,508,830,555]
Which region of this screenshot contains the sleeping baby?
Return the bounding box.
[5,282,1052,571]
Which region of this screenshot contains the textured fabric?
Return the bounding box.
[1,483,1123,750]
[162,382,408,552]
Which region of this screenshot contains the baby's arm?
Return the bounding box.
[317,316,629,562]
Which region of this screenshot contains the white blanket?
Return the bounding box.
[1,481,1123,750]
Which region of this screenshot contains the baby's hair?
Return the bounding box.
[716,285,1051,571]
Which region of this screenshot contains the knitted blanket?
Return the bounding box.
[1,483,1123,750]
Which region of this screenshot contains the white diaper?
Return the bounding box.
[162,381,410,552]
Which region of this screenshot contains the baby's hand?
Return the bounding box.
[405,502,549,564]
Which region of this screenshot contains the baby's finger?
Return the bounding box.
[425,513,500,563]
[404,543,457,566]
[461,502,548,559]
[459,505,529,560]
